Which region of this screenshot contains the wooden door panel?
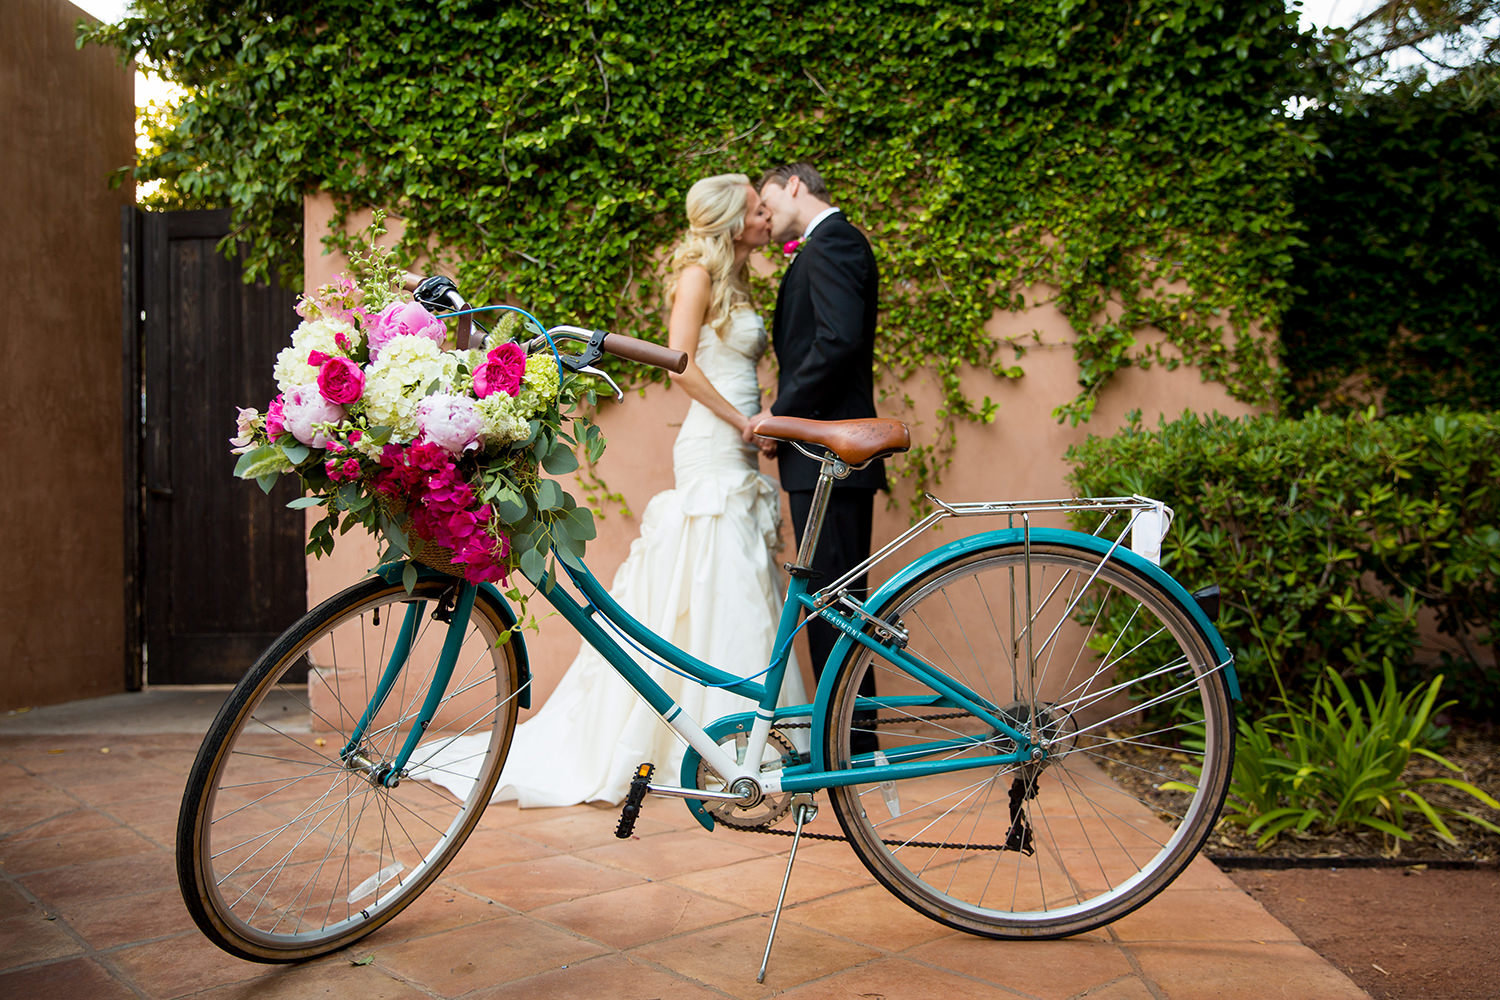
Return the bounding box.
[134,209,306,684]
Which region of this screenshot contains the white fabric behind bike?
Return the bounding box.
[414,309,807,806]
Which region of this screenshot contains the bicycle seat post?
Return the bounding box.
[787,452,847,579]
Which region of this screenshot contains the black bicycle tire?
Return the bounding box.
[176,574,522,962]
[821,537,1235,939]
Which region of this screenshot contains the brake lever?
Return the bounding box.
[524,328,621,398]
[577,364,623,401]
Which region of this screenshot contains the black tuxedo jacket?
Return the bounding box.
[769,212,887,492]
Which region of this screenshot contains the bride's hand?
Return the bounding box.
[743,409,778,457]
[743,407,771,444]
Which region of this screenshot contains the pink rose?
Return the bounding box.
[282,385,345,448]
[473,342,526,399]
[326,456,363,483]
[266,394,287,439]
[317,356,365,404]
[367,299,446,360]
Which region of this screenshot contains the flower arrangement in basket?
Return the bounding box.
[229,234,602,596]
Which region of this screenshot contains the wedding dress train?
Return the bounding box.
[416,309,806,806]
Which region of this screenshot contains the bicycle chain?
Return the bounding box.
[720,712,1026,852]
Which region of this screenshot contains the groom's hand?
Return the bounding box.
[743,408,771,443]
[744,408,778,457]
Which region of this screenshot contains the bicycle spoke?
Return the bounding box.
[179,577,520,960]
[825,540,1233,939]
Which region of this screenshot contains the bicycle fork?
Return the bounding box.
[339,581,478,788]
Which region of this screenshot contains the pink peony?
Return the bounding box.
[473,342,527,399]
[317,357,366,404]
[266,395,287,439]
[417,394,483,455]
[282,385,345,448]
[366,299,446,360]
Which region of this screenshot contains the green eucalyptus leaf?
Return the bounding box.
[541,443,579,475]
[536,479,564,511]
[519,546,547,584]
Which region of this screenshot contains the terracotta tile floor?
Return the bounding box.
[0,693,1371,999]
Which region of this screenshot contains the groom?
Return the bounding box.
[747,162,884,752]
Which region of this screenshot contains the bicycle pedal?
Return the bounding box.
[614,762,655,839]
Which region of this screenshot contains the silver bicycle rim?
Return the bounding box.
[825,543,1232,937]
[194,582,518,953]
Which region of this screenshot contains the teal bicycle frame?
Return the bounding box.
[347,495,1238,828]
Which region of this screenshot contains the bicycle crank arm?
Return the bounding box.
[646,783,747,803]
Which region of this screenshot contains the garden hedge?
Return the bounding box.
[1066,408,1500,717]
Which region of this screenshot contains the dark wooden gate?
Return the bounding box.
[124,208,307,685]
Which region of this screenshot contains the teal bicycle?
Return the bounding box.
[177,307,1239,976]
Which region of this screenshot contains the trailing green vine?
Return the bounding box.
[86,0,1325,493]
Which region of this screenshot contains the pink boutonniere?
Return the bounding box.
[782,238,807,258]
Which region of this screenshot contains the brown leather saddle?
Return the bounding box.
[752,416,911,467]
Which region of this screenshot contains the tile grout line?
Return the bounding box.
[0,865,152,998]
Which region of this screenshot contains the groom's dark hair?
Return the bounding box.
[758,162,829,198]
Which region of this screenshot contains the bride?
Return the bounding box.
[420,173,807,807]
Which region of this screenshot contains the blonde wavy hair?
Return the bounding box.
[665,174,753,332]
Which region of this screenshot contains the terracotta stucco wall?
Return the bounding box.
[303,194,1260,717]
[0,0,135,709]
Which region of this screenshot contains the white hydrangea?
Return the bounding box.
[273,317,357,393]
[362,335,449,442]
[476,393,530,446]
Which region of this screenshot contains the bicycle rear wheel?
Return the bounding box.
[823,538,1234,938]
[177,574,524,961]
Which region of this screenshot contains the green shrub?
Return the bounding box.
[1065,408,1500,717]
[1281,81,1500,416]
[1212,662,1500,850]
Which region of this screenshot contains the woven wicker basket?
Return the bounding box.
[378,496,466,578]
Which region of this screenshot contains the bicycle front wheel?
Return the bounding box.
[177,574,524,961]
[823,538,1234,939]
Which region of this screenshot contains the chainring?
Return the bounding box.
[695,728,797,829]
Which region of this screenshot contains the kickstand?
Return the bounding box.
[757,793,817,984]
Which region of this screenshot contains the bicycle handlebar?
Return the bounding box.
[401,273,687,374]
[597,332,689,374]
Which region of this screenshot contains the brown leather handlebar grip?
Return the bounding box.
[600,332,689,374]
[401,272,424,292]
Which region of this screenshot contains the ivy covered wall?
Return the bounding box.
[90,0,1321,444]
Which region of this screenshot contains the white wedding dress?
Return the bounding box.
[416,308,806,806]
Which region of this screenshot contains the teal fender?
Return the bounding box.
[377,562,532,709]
[806,528,1238,770]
